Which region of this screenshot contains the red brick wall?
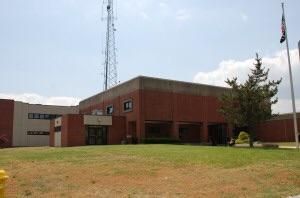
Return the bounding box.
[142,90,225,123]
[143,90,173,121]
[63,114,85,147]
[256,118,300,142]
[49,120,54,146]
[80,90,142,141]
[141,90,225,142]
[79,89,226,143]
[61,115,68,147]
[108,116,126,144]
[0,99,14,147]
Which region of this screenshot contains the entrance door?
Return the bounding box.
[208,124,228,145]
[178,124,201,143]
[54,132,61,147]
[87,127,107,145]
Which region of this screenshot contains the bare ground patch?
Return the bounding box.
[4,159,300,198]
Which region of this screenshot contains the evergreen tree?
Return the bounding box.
[220,53,282,147]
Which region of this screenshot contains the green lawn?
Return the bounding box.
[0,145,299,197]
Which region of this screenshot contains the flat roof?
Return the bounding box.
[270,112,300,120]
[79,75,229,109]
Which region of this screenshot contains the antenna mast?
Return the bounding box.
[102,0,118,90]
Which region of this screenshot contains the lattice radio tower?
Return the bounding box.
[102,0,118,90]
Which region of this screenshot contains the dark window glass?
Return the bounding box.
[28,113,62,120]
[28,113,34,119]
[150,127,160,134]
[27,131,49,135]
[106,105,113,115]
[33,113,40,119]
[54,126,61,132]
[123,100,133,111]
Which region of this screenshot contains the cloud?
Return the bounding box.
[0,93,80,106]
[273,98,300,114]
[175,9,191,21]
[193,49,300,114]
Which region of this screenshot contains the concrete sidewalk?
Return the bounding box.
[234,142,298,149]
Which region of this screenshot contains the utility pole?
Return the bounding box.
[102,0,118,90]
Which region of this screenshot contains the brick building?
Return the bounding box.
[255,113,300,142]
[50,76,230,145]
[0,99,78,147]
[1,76,299,147]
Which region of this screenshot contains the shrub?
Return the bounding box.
[142,138,180,144]
[235,131,249,144]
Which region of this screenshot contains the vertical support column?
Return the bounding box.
[136,119,145,143]
[171,122,179,140]
[49,120,54,147]
[201,122,208,143]
[227,124,233,138]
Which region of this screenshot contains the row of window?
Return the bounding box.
[104,100,133,115]
[28,113,61,120]
[27,131,50,135]
[28,100,133,119]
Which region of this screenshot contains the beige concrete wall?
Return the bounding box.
[54,117,62,127]
[79,77,140,109]
[12,101,78,147]
[54,132,61,147]
[83,115,112,126]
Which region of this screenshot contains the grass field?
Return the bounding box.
[0,145,299,197]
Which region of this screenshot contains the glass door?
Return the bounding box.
[87,126,108,145]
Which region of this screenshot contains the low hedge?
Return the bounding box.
[142,138,181,144]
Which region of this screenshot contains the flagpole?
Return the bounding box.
[298,40,300,61]
[282,2,299,150]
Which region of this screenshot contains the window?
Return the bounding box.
[150,126,160,134]
[106,105,113,115]
[54,126,61,132]
[27,113,61,120]
[33,113,40,119]
[123,100,133,112]
[27,131,49,135]
[28,113,34,119]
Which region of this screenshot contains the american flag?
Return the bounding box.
[280,14,286,43]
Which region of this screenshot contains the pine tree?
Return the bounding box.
[220,53,282,147]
